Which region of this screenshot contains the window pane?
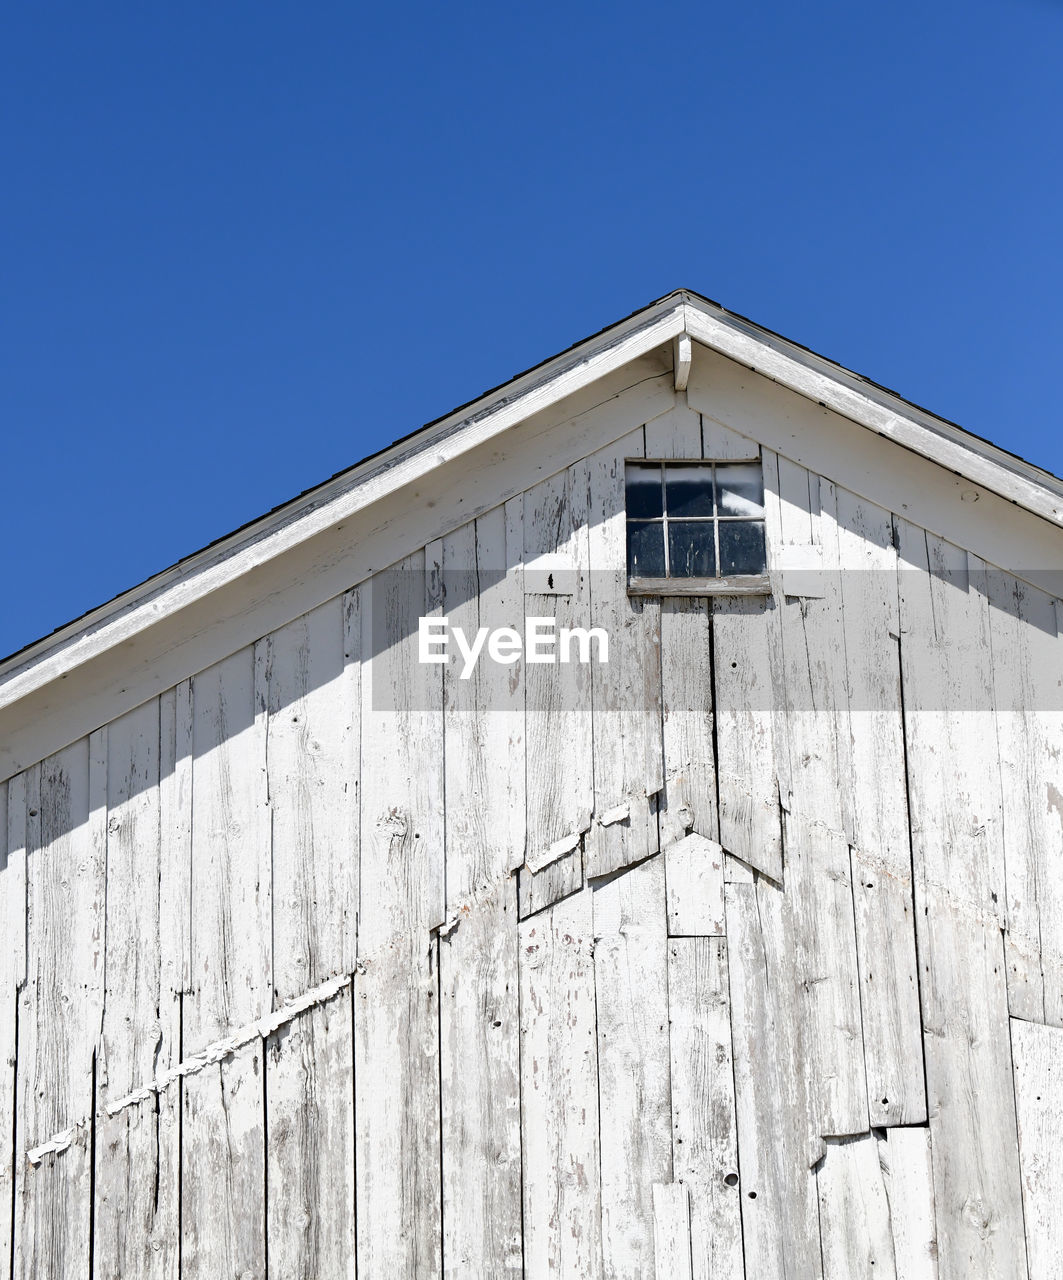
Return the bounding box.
[716,463,764,517]
[625,463,663,519]
[668,521,717,578]
[627,521,666,577]
[719,521,766,575]
[665,464,714,518]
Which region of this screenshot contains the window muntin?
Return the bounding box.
[625,460,766,580]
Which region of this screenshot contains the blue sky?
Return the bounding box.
[2,1,1061,658]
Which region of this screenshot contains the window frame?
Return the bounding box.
[625,456,771,597]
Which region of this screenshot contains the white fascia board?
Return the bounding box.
[0,298,687,712]
[680,300,1063,527]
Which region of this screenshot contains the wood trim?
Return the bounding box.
[627,575,771,597]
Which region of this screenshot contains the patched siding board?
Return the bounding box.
[725,875,822,1279]
[593,855,672,1278]
[668,936,743,1280]
[266,998,356,1280]
[817,1135,898,1279]
[519,888,603,1279]
[1011,1017,1063,1279]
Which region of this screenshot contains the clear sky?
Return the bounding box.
[2,1,1061,659]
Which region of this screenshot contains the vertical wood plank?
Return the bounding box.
[266,998,356,1280]
[156,681,191,1280]
[651,1183,694,1280]
[439,882,522,1277]
[439,509,523,1277]
[94,699,176,1279]
[1011,1017,1063,1280]
[0,779,13,1280]
[266,594,358,1004]
[355,550,444,1276]
[182,1047,266,1279]
[521,465,593,915]
[816,1136,898,1279]
[878,1127,939,1280]
[593,855,672,1279]
[16,737,105,1280]
[519,888,602,1278]
[183,648,269,1280]
[989,575,1063,1027]
[897,522,1026,1280]
[442,506,526,900]
[664,833,725,937]
[712,596,783,881]
[834,486,925,1127]
[669,937,743,1280]
[660,597,717,849]
[264,595,358,1279]
[643,402,700,459]
[585,430,662,880]
[725,875,822,1279]
[783,812,868,1139]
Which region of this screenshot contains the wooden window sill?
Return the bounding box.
[626,574,771,597]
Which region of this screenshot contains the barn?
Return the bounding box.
[1,288,1061,1278]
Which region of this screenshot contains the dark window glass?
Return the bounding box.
[719,521,766,575]
[716,463,764,518]
[625,463,664,519]
[668,522,717,578]
[627,521,666,577]
[665,464,714,518]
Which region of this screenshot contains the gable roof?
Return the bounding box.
[2,287,1062,735]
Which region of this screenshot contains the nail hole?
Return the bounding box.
[724,1172,739,1187]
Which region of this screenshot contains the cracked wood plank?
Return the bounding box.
[651,1183,693,1280]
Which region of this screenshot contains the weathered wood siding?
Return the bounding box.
[1,371,1060,1278]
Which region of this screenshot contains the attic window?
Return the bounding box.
[626,460,768,592]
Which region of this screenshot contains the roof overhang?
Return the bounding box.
[2,287,1062,749]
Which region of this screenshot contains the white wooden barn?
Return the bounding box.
[1,289,1061,1279]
